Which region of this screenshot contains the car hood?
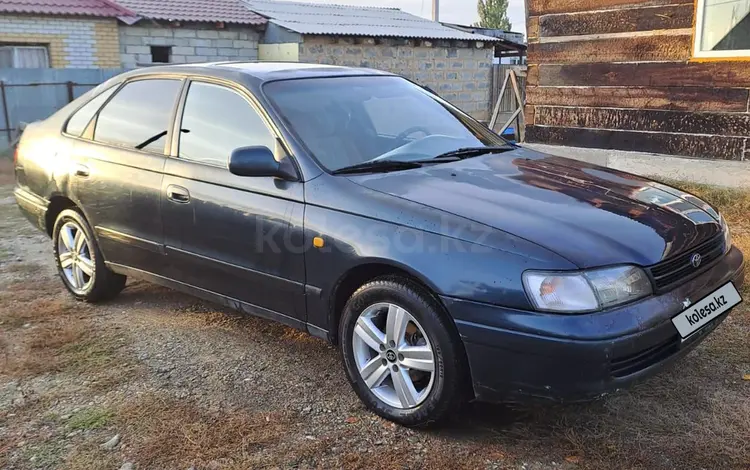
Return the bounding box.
[347,148,722,268]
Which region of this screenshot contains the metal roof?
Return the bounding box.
[243,0,499,42]
[116,0,267,24]
[0,0,134,18]
[442,23,526,44]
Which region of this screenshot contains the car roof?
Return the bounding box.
[124,61,395,83]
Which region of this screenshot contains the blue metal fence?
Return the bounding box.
[0,68,124,150]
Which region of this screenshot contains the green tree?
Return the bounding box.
[475,0,512,30]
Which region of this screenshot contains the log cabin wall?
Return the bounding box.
[525,0,750,161]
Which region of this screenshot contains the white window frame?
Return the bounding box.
[694,0,750,59]
[0,45,50,68]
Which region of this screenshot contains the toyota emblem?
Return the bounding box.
[690,253,702,268]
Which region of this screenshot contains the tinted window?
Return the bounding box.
[363,95,467,137]
[65,86,118,137]
[94,79,181,153]
[264,76,506,172]
[178,82,276,167]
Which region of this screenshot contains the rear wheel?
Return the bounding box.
[52,208,126,302]
[340,276,467,427]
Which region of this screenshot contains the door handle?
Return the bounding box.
[166,185,190,203]
[74,164,90,177]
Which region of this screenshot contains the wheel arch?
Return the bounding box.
[44,194,78,237]
[327,259,449,346]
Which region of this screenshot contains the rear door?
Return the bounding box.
[161,79,307,323]
[70,77,184,274]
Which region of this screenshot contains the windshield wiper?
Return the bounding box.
[431,146,516,160]
[331,160,422,175]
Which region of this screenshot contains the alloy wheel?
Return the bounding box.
[351,302,435,409]
[57,221,94,293]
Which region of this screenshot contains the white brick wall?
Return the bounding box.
[119,23,261,67]
[0,15,104,68]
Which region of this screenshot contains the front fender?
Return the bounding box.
[303,204,575,332]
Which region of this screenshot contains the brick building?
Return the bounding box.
[0,0,500,120]
[0,0,132,68]
[246,0,498,121]
[114,0,266,67]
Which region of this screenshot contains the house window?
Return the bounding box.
[150,46,171,64]
[694,0,750,58]
[0,45,50,68]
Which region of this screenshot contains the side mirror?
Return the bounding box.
[229,146,288,178]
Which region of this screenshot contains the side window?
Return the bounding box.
[65,86,118,137]
[94,79,182,154]
[178,82,276,167]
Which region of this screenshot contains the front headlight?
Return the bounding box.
[721,215,732,252]
[523,266,653,313]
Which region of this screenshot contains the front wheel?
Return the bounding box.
[52,208,126,302]
[340,276,467,427]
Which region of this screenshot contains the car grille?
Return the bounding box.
[647,234,725,292]
[610,335,680,378]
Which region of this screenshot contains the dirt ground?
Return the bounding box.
[1,160,748,470]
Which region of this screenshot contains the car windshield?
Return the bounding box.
[263,76,508,172]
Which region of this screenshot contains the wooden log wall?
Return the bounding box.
[525,0,750,160]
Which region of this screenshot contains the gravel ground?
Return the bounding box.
[0,178,748,470]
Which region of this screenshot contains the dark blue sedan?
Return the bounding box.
[13,63,745,426]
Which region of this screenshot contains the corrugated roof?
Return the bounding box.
[0,0,134,18]
[243,0,499,41]
[116,0,267,24]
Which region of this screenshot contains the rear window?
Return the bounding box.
[94,79,182,154]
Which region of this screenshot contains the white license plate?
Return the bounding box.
[672,282,742,339]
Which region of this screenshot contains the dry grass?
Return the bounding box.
[111,394,292,469]
[0,276,133,386]
[1,291,78,329]
[63,445,121,470]
[0,277,90,375]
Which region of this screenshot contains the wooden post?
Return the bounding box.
[489,71,510,130]
[66,81,75,103]
[0,81,11,145]
[509,71,525,142]
[490,69,526,141]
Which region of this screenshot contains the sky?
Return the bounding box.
[285,0,527,36]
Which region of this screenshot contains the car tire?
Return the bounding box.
[340,275,467,427]
[52,208,126,302]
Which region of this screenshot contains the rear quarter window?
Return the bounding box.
[65,86,118,137]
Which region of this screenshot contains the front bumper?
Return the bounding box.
[444,246,745,404]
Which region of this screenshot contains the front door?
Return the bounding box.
[161,80,306,323]
[71,78,184,274]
